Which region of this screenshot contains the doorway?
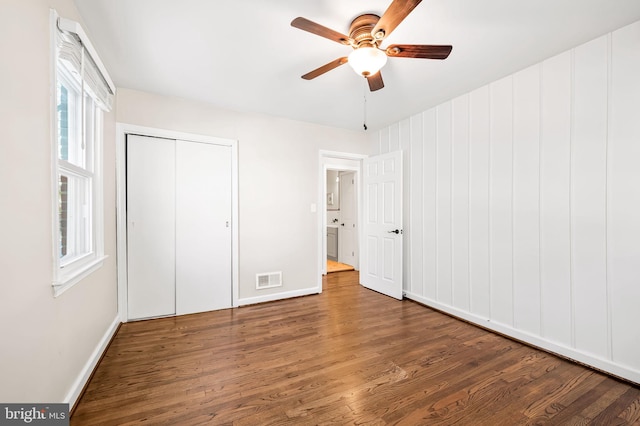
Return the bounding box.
[327,169,357,270]
[318,150,404,300]
[318,151,366,292]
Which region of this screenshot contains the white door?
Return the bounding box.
[126,135,233,320]
[361,151,403,300]
[175,140,232,315]
[127,135,176,319]
[339,171,358,267]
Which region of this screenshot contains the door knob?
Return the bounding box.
[388,229,401,234]
[341,223,345,226]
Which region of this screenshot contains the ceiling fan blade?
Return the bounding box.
[386,44,452,59]
[301,57,349,80]
[371,0,423,41]
[291,17,351,45]
[367,71,384,91]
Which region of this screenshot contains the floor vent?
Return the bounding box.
[256,271,282,290]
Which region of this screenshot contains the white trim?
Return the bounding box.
[64,315,120,409]
[119,123,235,146]
[53,255,107,297]
[116,123,240,322]
[50,9,60,294]
[230,133,240,309]
[115,125,127,322]
[319,150,369,162]
[238,287,319,307]
[404,290,640,386]
[318,151,366,293]
[56,16,115,95]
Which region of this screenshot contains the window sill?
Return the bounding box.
[52,255,108,297]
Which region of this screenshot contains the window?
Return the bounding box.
[51,10,114,296]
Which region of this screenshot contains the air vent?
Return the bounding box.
[256,271,282,290]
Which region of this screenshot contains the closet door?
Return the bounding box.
[176,140,232,315]
[126,135,176,320]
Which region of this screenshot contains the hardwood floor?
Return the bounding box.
[326,259,355,273]
[72,271,640,425]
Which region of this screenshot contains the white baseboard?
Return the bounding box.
[238,287,319,306]
[64,315,120,408]
[404,291,640,386]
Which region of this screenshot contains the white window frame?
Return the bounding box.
[50,10,113,297]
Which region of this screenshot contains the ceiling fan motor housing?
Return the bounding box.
[349,14,381,48]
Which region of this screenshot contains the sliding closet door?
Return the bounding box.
[126,135,176,320]
[175,140,232,315]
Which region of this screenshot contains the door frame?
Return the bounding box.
[317,150,366,293]
[116,123,239,322]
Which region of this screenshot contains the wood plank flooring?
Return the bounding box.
[326,259,355,273]
[72,271,640,425]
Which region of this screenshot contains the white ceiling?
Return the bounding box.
[75,0,640,131]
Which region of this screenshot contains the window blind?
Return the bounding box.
[56,19,114,111]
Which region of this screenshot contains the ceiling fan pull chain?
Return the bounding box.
[363,78,368,131]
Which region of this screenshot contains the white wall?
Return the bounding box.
[116,89,369,303]
[371,20,640,384]
[0,0,367,403]
[0,0,119,403]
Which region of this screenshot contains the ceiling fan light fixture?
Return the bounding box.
[348,46,387,77]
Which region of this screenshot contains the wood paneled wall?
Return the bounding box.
[370,20,640,384]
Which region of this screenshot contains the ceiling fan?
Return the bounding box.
[291,0,452,92]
